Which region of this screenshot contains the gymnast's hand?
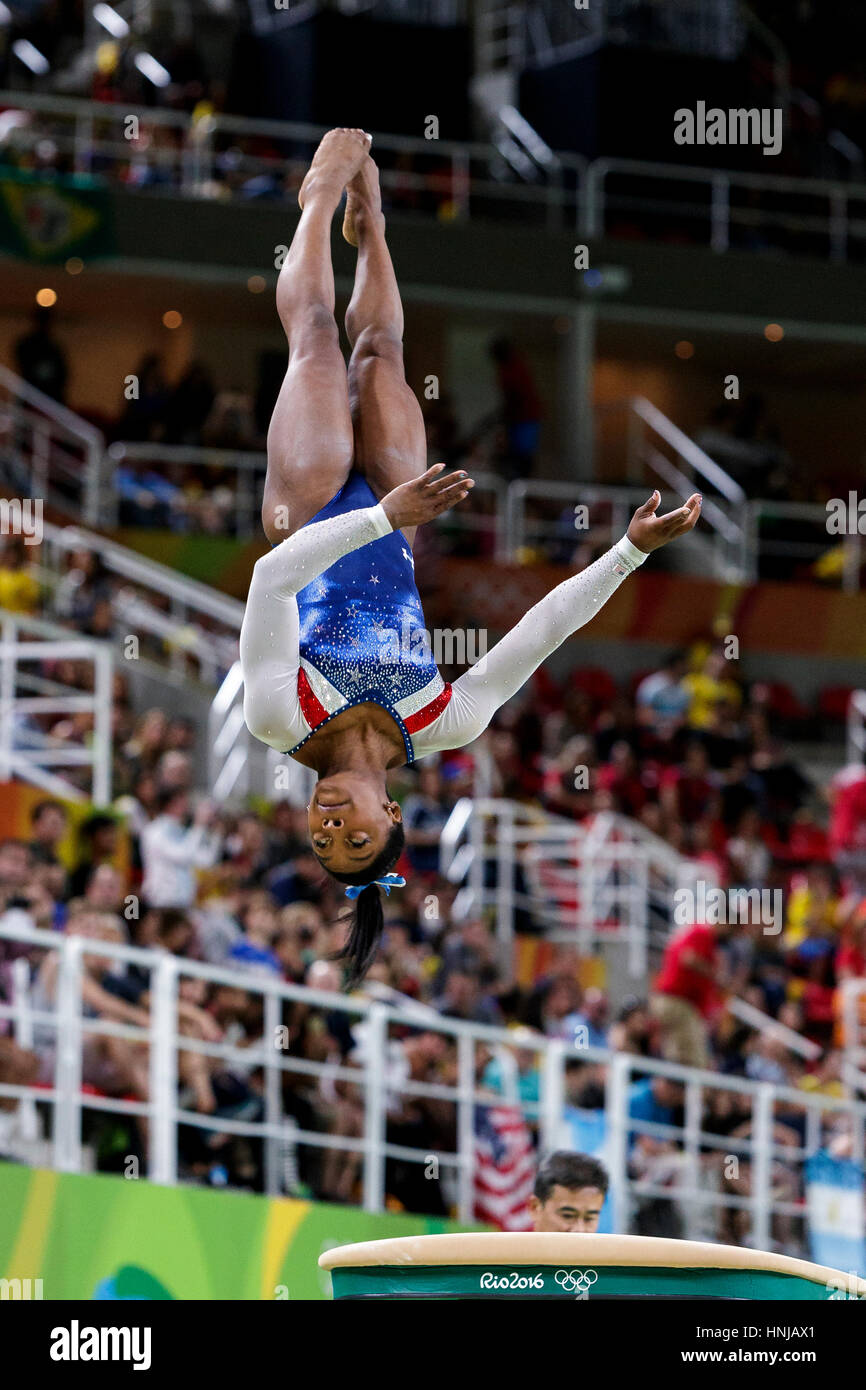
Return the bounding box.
[381,463,474,531]
[626,490,702,553]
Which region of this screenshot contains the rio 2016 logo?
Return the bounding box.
[477,1268,599,1296]
[479,1271,545,1291]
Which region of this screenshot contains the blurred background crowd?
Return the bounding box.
[0,590,863,1245]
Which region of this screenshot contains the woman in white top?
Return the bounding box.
[242,129,702,983]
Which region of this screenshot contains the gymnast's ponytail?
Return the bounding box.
[327,821,406,988]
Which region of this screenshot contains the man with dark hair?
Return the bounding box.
[28,800,69,865]
[14,306,68,404]
[67,814,119,897]
[529,1150,609,1232]
[0,839,32,895]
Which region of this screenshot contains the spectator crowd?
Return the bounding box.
[0,609,864,1254]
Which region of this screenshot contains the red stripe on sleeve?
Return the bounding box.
[404,682,453,733]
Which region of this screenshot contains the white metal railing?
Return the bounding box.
[627,395,745,506]
[0,611,112,803]
[583,156,866,262]
[9,370,857,593]
[0,365,104,526]
[98,443,865,589]
[101,445,510,558]
[38,519,243,686]
[439,798,715,978]
[0,916,862,1252]
[3,88,866,259]
[0,89,586,231]
[106,442,266,536]
[744,500,863,592]
[504,396,747,579]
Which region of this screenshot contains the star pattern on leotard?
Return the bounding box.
[294,509,442,744]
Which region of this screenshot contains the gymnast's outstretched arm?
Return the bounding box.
[414,490,702,756]
[241,503,392,749]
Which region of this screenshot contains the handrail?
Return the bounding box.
[0,612,112,802]
[0,365,102,449]
[0,87,586,231]
[744,499,862,592]
[630,396,745,505]
[0,87,581,168]
[41,519,245,629]
[108,441,265,472]
[36,518,243,688]
[6,89,866,259]
[582,155,866,260]
[1,915,862,1238]
[439,797,716,978]
[0,365,105,526]
[103,443,510,555]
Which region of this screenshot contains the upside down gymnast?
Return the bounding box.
[240,128,701,985]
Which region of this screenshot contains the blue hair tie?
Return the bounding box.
[344,873,406,900]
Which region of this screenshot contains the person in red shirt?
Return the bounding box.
[829,769,866,891]
[597,740,649,818]
[835,902,866,980]
[650,920,731,1068]
[659,741,721,825]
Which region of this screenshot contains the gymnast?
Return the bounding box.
[241,129,701,984]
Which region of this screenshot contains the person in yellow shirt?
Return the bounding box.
[681,648,742,730]
[783,864,841,949]
[0,537,40,613]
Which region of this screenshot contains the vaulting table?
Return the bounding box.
[319,1232,866,1300]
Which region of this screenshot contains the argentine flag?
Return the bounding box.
[806,1150,866,1285]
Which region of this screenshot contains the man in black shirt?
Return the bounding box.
[14,307,68,404]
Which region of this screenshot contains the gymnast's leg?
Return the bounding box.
[344,155,428,549]
[261,128,370,545]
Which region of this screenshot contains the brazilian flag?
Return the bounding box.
[0,167,116,264]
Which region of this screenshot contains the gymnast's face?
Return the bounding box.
[530,1185,606,1233]
[307,774,401,875]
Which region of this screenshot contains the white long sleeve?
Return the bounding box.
[241,503,392,751]
[412,536,648,757]
[140,817,222,908]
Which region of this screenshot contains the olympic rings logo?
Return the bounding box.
[554,1269,598,1294]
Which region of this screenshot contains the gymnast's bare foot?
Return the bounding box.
[298,128,372,211]
[343,153,384,246]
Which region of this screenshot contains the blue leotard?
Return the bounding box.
[289,471,452,762]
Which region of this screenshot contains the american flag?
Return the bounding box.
[473,1103,535,1231]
